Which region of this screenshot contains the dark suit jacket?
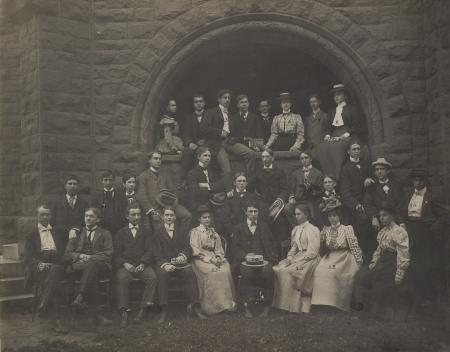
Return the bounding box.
[248,164,289,204]
[290,166,323,202]
[398,188,450,231]
[152,222,192,267]
[222,191,269,236]
[51,195,88,248]
[230,221,278,266]
[64,226,113,267]
[362,179,403,219]
[91,189,127,234]
[259,114,273,144]
[304,110,329,149]
[201,106,229,143]
[136,169,176,213]
[114,225,155,268]
[339,159,371,212]
[326,104,363,137]
[187,164,225,209]
[230,111,263,143]
[183,112,205,146]
[24,228,65,290]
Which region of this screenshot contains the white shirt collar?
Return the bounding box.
[86,225,97,232]
[282,110,291,114]
[150,166,159,174]
[303,165,312,172]
[350,157,360,163]
[378,178,389,184]
[240,110,248,118]
[104,187,114,193]
[219,104,228,113]
[260,113,269,119]
[247,219,257,227]
[66,194,77,201]
[337,101,347,108]
[198,161,208,169]
[125,191,135,196]
[236,189,246,194]
[263,164,273,169]
[414,187,427,196]
[164,222,175,230]
[129,223,139,229]
[38,223,52,232]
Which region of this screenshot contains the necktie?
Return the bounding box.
[87,229,94,242]
[131,226,138,237]
[105,191,113,200]
[68,196,75,208]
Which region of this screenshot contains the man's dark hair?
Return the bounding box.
[148,150,162,159]
[217,89,231,100]
[193,94,205,101]
[101,170,114,179]
[125,204,141,216]
[85,207,102,218]
[196,146,210,159]
[122,171,136,184]
[244,201,259,211]
[64,174,80,185]
[236,94,248,103]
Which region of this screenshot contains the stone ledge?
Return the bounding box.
[162,150,301,163]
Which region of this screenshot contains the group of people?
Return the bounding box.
[25,84,449,334]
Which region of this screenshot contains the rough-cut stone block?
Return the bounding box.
[118,83,141,106]
[113,126,131,144]
[93,64,129,81]
[387,95,409,117]
[94,80,121,95]
[95,114,115,135]
[341,24,371,50]
[94,8,133,22]
[93,50,134,65]
[128,21,164,39]
[95,22,128,40]
[324,11,353,37]
[94,0,133,9]
[309,2,334,26]
[57,135,92,153]
[405,93,426,113]
[60,0,91,21]
[95,95,117,114]
[387,42,424,61]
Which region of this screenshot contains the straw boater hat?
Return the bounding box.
[268,198,285,223]
[371,157,392,169]
[330,83,346,94]
[155,189,178,208]
[276,92,295,101]
[209,192,226,207]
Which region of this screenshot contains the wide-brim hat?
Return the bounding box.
[372,157,392,169]
[330,83,346,94]
[196,203,211,216]
[379,201,396,214]
[209,192,226,207]
[268,198,285,223]
[276,92,295,101]
[410,168,429,179]
[155,189,178,208]
[321,198,343,213]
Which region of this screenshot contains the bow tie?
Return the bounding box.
[130,226,138,230]
[39,225,52,232]
[250,221,257,227]
[165,224,174,230]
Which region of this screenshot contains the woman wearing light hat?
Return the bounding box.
[315,84,364,179]
[189,205,236,316]
[311,199,363,312]
[264,93,305,151]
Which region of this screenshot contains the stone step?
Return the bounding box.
[0,276,28,296]
[2,243,20,260]
[0,256,25,278]
[0,293,33,307]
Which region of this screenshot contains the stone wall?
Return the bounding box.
[0,0,21,245]
[1,0,449,243]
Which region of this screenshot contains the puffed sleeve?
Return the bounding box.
[304,224,320,260]
[344,225,363,265]
[266,116,280,148]
[213,232,225,261]
[394,227,410,282]
[291,115,305,150]
[190,229,213,263]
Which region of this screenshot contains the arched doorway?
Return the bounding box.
[133,14,385,151]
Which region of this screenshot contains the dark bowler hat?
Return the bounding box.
[155,189,178,208]
[276,92,295,101]
[410,168,429,179]
[372,157,392,169]
[379,200,396,214]
[209,192,226,207]
[196,203,211,216]
[330,83,346,93]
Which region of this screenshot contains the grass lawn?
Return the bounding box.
[2,306,450,352]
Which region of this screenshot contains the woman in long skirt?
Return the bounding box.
[312,200,363,311]
[353,202,410,315]
[272,205,321,313]
[190,205,235,315]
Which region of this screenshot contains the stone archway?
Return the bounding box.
[128,12,391,153]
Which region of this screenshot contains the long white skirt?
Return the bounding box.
[311,249,359,311]
[192,259,235,315]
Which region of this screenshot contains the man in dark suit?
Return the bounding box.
[363,158,403,230]
[201,90,257,191]
[339,141,373,258]
[137,151,192,233]
[257,100,273,145]
[230,202,278,318]
[24,205,66,333]
[152,207,201,322]
[398,169,450,304]
[284,151,323,227]
[222,173,269,238]
[51,175,88,250]
[303,95,329,150]
[64,207,113,324]
[187,146,225,209]
[180,94,207,179]
[115,205,157,327]
[248,149,290,243]
[91,170,127,235]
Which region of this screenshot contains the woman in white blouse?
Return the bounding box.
[272,205,321,313]
[312,200,363,311]
[189,205,235,316]
[353,201,410,314]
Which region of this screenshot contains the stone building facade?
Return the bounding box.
[0,0,449,245]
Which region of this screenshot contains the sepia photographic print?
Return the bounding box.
[0,0,450,351]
